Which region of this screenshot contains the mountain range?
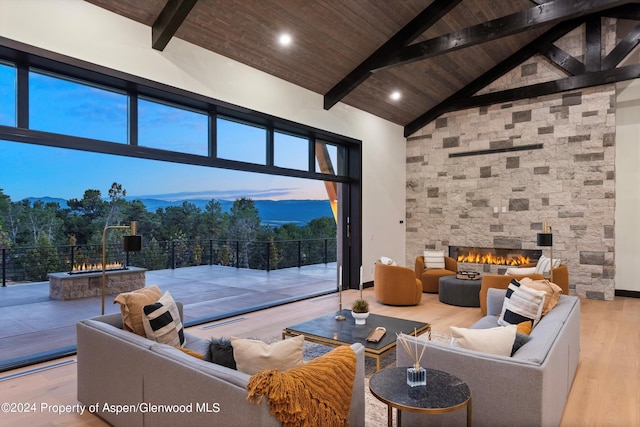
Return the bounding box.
[26,197,333,227]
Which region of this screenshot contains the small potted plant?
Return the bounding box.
[351,298,369,325]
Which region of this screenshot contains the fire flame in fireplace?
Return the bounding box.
[71,262,123,272]
[457,251,530,266]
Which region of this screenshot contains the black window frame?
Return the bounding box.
[0,35,363,290]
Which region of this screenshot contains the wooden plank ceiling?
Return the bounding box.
[84,0,640,136]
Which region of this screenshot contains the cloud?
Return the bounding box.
[132,188,298,201]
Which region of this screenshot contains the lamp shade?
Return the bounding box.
[123,235,142,252]
[537,233,553,247]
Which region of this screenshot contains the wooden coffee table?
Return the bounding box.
[282,310,430,371]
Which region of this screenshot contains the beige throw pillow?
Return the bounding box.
[505,266,537,276]
[518,277,562,315]
[423,250,445,269]
[231,335,304,375]
[113,285,162,336]
[451,325,517,357]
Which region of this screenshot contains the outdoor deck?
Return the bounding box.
[0,263,337,370]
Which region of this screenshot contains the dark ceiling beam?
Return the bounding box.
[152,0,198,51]
[602,23,640,69]
[600,3,640,18]
[450,63,640,111]
[542,45,586,75]
[323,0,461,110]
[585,17,602,72]
[404,19,582,137]
[373,0,632,71]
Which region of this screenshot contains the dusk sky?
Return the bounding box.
[0,141,328,202]
[0,64,331,203]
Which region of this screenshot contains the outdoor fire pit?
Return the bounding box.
[48,266,146,300]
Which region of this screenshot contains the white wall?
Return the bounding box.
[615,79,640,292]
[0,0,407,282]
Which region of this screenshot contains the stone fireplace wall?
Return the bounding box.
[405,33,617,300]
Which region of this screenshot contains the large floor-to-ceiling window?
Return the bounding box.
[0,43,361,369]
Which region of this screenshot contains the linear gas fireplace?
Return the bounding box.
[449,246,542,266]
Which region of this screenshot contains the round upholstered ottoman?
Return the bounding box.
[438,276,482,307]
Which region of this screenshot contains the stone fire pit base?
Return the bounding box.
[48,267,146,300]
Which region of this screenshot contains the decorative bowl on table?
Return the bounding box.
[456,270,480,280]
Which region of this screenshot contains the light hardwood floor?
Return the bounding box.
[0,289,638,426]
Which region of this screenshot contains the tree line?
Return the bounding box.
[0,182,336,252]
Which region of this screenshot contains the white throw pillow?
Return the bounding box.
[423,250,445,269]
[380,256,397,266]
[450,325,517,357]
[534,255,561,275]
[231,335,304,375]
[505,266,537,276]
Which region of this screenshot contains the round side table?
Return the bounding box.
[369,367,472,427]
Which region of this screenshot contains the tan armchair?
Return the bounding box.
[374,262,422,306]
[415,255,457,293]
[479,263,569,315]
[517,262,569,294]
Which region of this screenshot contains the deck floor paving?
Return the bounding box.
[0,263,337,368]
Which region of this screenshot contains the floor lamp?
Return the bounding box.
[102,221,142,314]
[537,223,553,283]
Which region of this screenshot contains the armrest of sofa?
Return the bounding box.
[396,334,543,426]
[77,319,153,426]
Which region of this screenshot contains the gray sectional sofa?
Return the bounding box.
[396,288,580,427]
[77,303,365,427]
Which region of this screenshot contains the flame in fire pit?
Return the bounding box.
[457,251,530,266]
[71,262,123,273]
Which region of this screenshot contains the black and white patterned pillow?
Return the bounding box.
[498,279,546,328]
[142,291,185,347]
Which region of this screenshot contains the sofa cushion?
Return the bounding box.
[498,279,546,327]
[142,291,185,347]
[113,285,162,336]
[423,250,445,269]
[231,335,304,375]
[450,324,517,357]
[518,277,562,315]
[209,337,237,369]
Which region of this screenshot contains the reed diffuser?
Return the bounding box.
[398,330,427,387]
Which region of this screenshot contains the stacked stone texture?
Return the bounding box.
[49,269,146,300]
[406,24,617,300]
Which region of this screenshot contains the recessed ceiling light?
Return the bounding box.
[390,91,401,101]
[278,33,292,47]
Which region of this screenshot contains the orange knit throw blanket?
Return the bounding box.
[247,345,356,427]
